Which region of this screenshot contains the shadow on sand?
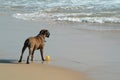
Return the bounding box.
[0,59,49,64]
[0,59,18,64]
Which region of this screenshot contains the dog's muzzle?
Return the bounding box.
[46,31,50,38]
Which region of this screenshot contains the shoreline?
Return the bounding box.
[0,15,90,80]
[1,14,120,80]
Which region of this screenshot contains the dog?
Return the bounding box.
[18,29,50,64]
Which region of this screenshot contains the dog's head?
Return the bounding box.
[39,29,50,38]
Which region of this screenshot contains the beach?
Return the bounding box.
[0,63,87,80]
[0,13,120,80]
[0,15,90,80]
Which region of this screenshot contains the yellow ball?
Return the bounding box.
[45,55,50,61]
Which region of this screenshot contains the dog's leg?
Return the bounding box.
[18,45,27,63]
[40,48,45,61]
[27,48,33,64]
[31,50,35,62]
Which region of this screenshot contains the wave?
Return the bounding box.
[13,12,120,24]
[6,0,120,24]
[1,0,120,13]
[57,17,120,23]
[13,13,48,20]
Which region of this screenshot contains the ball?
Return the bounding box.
[45,55,50,61]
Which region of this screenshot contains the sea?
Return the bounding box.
[0,0,120,28]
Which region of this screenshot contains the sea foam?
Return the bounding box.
[13,12,120,24]
[57,17,120,23]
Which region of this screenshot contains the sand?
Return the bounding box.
[0,63,88,80]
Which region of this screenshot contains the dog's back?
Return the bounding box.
[24,36,44,50]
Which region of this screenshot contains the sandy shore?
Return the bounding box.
[1,14,120,80]
[0,15,90,80]
[0,63,88,80]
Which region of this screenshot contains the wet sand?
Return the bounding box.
[0,15,89,80]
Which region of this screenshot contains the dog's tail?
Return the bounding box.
[24,39,30,47]
[21,39,29,53]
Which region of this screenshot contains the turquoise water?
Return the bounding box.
[0,0,120,24]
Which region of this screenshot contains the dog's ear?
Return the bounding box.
[39,30,45,35]
[39,29,50,38]
[39,29,48,35]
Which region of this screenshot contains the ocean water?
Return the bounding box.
[0,0,120,25]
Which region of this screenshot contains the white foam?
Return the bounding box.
[13,12,120,24]
[57,17,120,23]
[13,12,50,20]
[12,12,93,20]
[13,13,27,20]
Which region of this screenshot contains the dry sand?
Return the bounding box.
[0,63,88,80]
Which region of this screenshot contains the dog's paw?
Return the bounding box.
[26,62,30,64]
